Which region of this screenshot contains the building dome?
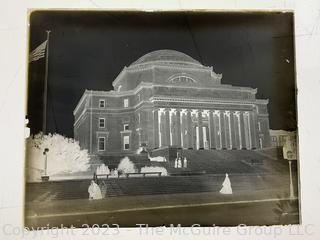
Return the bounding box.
[130,49,202,67]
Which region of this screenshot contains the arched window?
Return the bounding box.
[168,75,197,84]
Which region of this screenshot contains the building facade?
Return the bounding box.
[270,130,297,160]
[269,130,296,147]
[74,50,271,156]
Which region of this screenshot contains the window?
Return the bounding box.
[124,124,129,131]
[123,136,130,150]
[98,137,105,151]
[258,122,261,131]
[99,118,105,128]
[124,98,129,108]
[99,99,105,108]
[169,75,196,84]
[137,94,141,102]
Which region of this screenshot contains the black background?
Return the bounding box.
[27,11,296,137]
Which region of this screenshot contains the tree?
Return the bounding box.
[25,133,90,182]
[117,157,137,174]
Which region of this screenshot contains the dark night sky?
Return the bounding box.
[27,11,296,138]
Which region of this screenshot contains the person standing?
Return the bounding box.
[219,173,233,194]
[88,180,103,200]
[183,157,188,168]
[177,157,182,168]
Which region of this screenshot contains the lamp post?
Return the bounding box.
[41,148,49,181]
[288,160,294,199]
[282,133,297,200]
[286,150,295,200]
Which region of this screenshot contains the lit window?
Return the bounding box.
[258,122,261,131]
[124,124,129,131]
[124,98,129,108]
[98,137,105,151]
[99,99,105,108]
[99,118,105,128]
[123,136,130,150]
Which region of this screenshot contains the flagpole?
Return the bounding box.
[42,30,51,134]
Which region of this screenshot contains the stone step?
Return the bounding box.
[25,173,296,202]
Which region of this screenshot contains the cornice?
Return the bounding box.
[75,80,263,116]
[73,91,88,115]
[152,84,257,93]
[84,81,257,98]
[255,99,269,104]
[111,63,215,87]
[150,96,260,106]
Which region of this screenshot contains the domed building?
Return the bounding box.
[73,50,271,157]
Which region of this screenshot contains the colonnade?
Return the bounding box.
[153,108,259,150]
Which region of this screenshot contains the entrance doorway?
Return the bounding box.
[194,126,209,150]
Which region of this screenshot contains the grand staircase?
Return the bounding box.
[152,149,289,175]
[25,148,297,202]
[25,171,297,202]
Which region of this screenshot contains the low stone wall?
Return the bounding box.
[25,172,297,202]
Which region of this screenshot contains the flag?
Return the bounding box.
[29,40,48,63]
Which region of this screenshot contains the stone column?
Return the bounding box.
[250,111,258,149]
[233,112,241,149]
[208,110,216,149]
[219,111,227,149]
[176,109,182,148]
[186,109,193,149]
[197,110,204,149]
[180,111,186,148]
[170,111,176,145]
[159,111,164,147]
[214,112,221,149]
[239,111,247,149]
[164,108,171,146]
[153,108,159,148]
[230,111,236,149]
[247,112,254,149]
[225,111,231,149]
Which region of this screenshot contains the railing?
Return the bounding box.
[94,172,162,180]
[125,172,162,178]
[169,170,206,176]
[94,173,113,180]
